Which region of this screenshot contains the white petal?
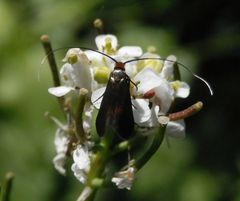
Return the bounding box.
[71,61,92,92]
[132,99,151,123]
[83,105,94,134]
[54,128,69,153]
[111,177,132,190]
[85,50,115,71]
[53,125,69,175]
[53,153,67,175]
[62,48,82,62]
[91,87,105,109]
[71,163,87,183]
[166,120,185,139]
[112,177,123,187]
[60,63,75,86]
[117,46,143,58]
[111,167,135,190]
[124,62,136,78]
[136,105,159,128]
[175,82,190,98]
[71,145,90,183]
[72,145,90,170]
[154,81,174,113]
[95,34,118,52]
[133,68,162,95]
[141,52,161,59]
[160,55,176,79]
[84,50,103,64]
[62,52,92,92]
[48,86,73,97]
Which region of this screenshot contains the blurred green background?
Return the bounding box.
[0,0,239,201]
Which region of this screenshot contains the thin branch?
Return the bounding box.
[75,88,88,142]
[40,34,65,114]
[0,172,14,201]
[134,126,165,170]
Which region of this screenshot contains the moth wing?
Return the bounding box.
[96,74,134,139]
[117,89,134,139]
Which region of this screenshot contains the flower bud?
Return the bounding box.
[93,18,103,30]
[147,45,156,53]
[67,54,78,64]
[94,66,110,84]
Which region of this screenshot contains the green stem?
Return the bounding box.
[75,89,88,142]
[0,172,14,201]
[113,140,129,154]
[112,135,145,155]
[135,126,166,170]
[173,62,181,80]
[76,129,115,201]
[76,187,96,201]
[40,35,61,87]
[40,35,65,115]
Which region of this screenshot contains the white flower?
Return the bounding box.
[48,48,92,97]
[160,55,177,80]
[90,34,191,138]
[159,55,190,98]
[90,34,143,86]
[117,46,142,58]
[132,68,174,126]
[71,144,90,184]
[84,50,113,91]
[165,120,186,139]
[95,34,118,54]
[53,127,70,175]
[83,105,94,134]
[112,167,136,190]
[95,34,142,58]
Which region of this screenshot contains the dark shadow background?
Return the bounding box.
[0,0,239,201]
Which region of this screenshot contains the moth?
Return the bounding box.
[96,61,135,139]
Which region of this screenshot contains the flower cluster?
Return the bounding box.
[47,33,191,191]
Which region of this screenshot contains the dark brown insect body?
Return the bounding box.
[96,62,134,139]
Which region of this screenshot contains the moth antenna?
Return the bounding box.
[130,80,138,91]
[81,47,118,63]
[187,70,213,96]
[124,58,214,96]
[41,47,118,64]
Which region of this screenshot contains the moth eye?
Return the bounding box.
[110,77,115,82]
